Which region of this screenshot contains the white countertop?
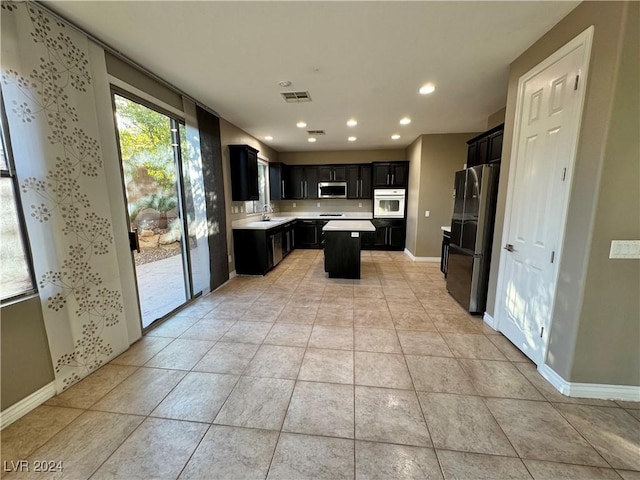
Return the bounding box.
[323,220,376,232]
[232,216,297,230]
[232,212,373,230]
[441,226,451,233]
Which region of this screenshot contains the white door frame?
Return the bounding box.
[494,26,594,366]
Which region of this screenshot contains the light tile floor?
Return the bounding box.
[3,250,639,479]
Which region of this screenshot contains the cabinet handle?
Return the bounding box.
[387,173,390,185]
[281,180,285,198]
[300,181,304,197]
[391,173,395,185]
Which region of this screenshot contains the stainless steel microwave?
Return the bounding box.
[318,182,347,198]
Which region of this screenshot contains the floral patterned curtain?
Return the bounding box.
[1,2,130,392]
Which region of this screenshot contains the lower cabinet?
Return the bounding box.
[362,219,406,251]
[293,220,328,249]
[233,221,295,275]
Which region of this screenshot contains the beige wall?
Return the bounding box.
[1,297,54,410]
[571,2,639,385]
[486,1,637,384]
[486,107,506,130]
[279,149,405,165]
[414,134,474,258]
[405,137,422,255]
[220,119,279,274]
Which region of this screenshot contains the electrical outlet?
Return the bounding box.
[317,202,320,207]
[358,202,362,208]
[228,255,232,263]
[293,203,297,208]
[240,206,244,213]
[425,210,430,217]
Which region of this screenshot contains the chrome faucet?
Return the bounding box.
[261,203,273,221]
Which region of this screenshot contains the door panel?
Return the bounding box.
[497,36,589,365]
[114,93,191,329]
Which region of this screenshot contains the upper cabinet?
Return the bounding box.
[372,161,409,188]
[229,144,259,201]
[466,124,504,168]
[318,165,347,182]
[347,164,372,199]
[285,165,318,199]
[269,162,285,201]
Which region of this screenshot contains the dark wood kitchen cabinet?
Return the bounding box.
[372,162,409,188]
[363,219,406,251]
[269,162,286,200]
[233,220,296,275]
[318,165,347,182]
[229,145,259,201]
[466,124,504,167]
[347,164,372,199]
[285,166,319,199]
[294,220,327,249]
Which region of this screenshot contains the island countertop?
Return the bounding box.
[322,220,375,232]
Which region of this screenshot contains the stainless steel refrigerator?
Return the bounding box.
[446,164,500,314]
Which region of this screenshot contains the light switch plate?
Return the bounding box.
[609,240,640,259]
[425,210,430,217]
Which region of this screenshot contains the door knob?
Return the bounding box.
[504,243,515,252]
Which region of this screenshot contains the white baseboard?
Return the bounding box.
[403,249,440,263]
[538,363,640,401]
[483,312,498,331]
[1,382,56,430]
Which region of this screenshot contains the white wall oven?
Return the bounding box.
[373,189,406,218]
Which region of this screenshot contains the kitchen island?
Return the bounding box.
[323,220,376,279]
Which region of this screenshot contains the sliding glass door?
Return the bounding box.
[113,92,195,328]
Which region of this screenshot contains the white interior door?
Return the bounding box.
[496,28,593,365]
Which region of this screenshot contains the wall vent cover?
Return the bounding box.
[281,91,312,103]
[307,130,325,135]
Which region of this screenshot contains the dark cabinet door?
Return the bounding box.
[372,163,391,187]
[332,166,347,181]
[467,142,478,168]
[360,165,372,198]
[346,165,360,199]
[304,166,319,199]
[287,167,305,199]
[389,223,406,249]
[488,131,503,163]
[294,221,318,248]
[390,162,408,187]
[269,162,284,200]
[476,136,489,166]
[229,145,259,201]
[318,166,333,182]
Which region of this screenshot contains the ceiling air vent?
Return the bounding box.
[307,130,325,135]
[281,91,312,103]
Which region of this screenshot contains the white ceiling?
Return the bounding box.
[46,1,579,152]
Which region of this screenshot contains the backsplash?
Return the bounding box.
[276,199,372,213]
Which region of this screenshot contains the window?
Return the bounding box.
[0,99,36,301]
[245,159,270,215]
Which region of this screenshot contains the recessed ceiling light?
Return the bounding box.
[391,134,400,140]
[348,136,357,142]
[297,121,307,128]
[264,135,273,141]
[347,119,358,127]
[419,84,436,95]
[308,137,317,143]
[400,117,411,125]
[279,80,292,87]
